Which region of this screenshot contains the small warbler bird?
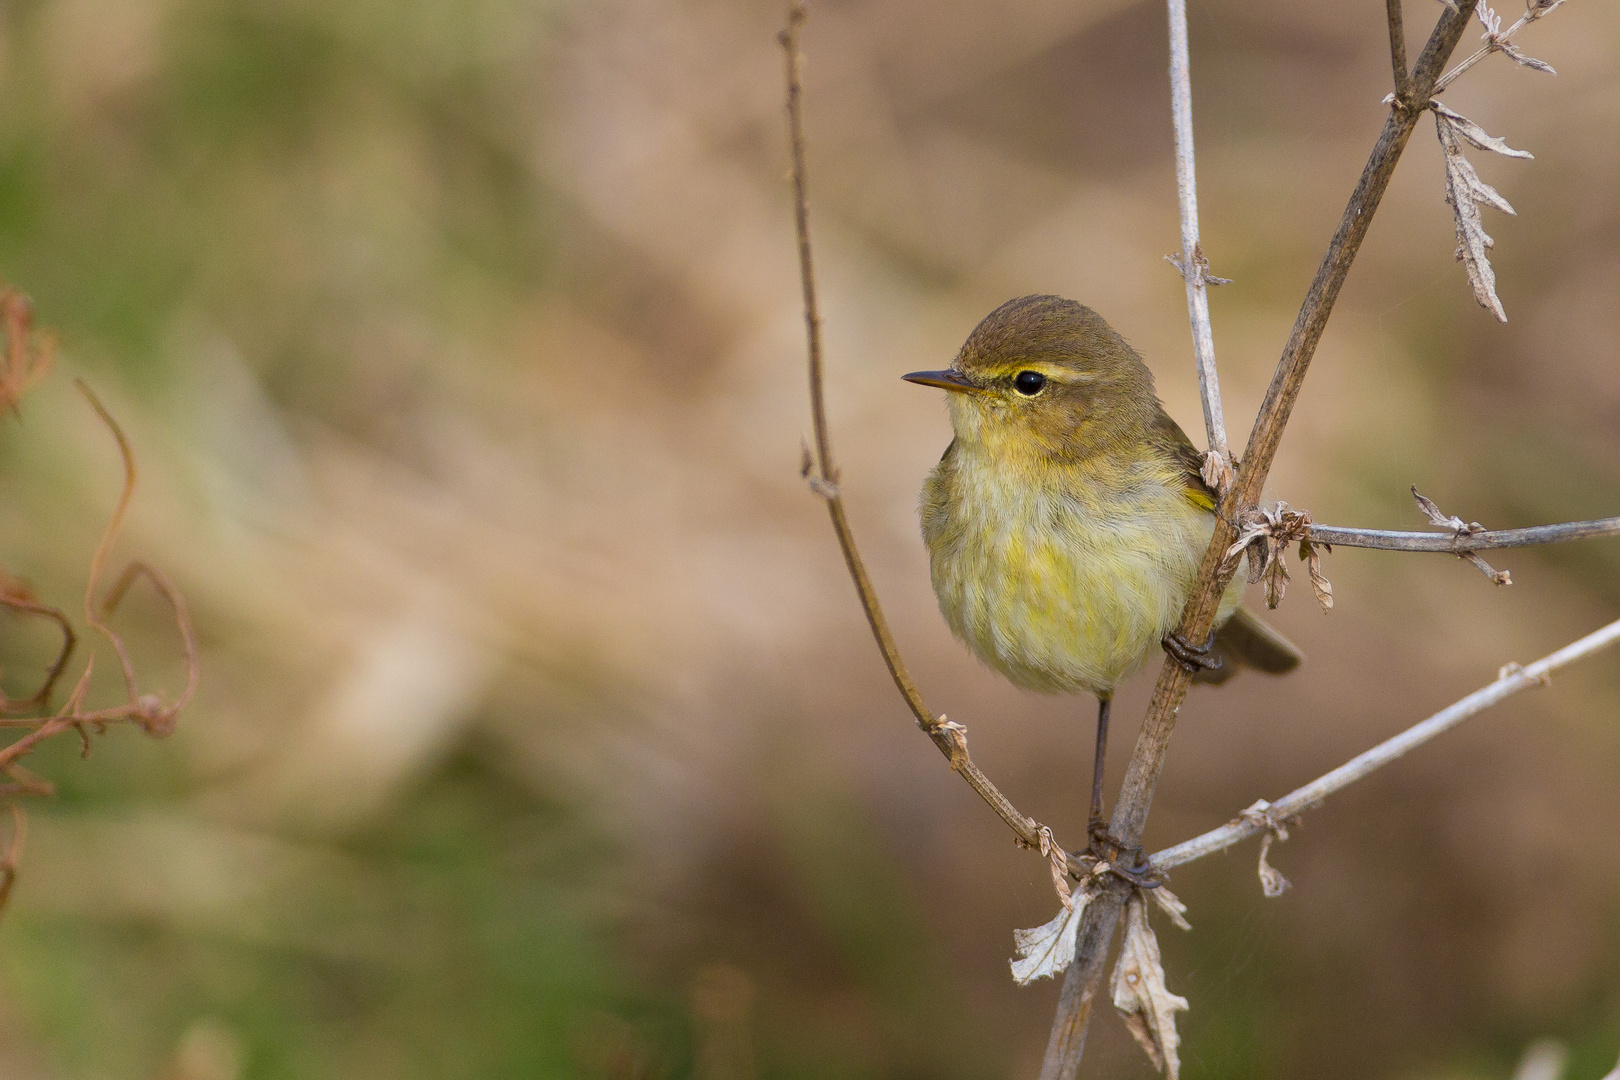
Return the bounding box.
[904,295,1300,846]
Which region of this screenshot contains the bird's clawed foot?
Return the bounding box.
[1162,630,1221,674]
[1082,826,1160,888]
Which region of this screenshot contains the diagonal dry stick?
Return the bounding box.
[1151,615,1620,873]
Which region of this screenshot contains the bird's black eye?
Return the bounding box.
[1013,370,1047,396]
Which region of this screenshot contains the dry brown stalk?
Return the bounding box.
[0,319,197,915]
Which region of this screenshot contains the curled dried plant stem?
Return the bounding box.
[1041,4,1483,1075]
[78,379,142,705]
[1165,0,1232,491]
[73,382,197,733]
[0,586,77,715]
[0,371,198,913]
[778,2,1083,881]
[1151,615,1620,873]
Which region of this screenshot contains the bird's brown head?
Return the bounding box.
[903,295,1160,460]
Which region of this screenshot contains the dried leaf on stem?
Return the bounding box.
[1012,881,1099,986]
[1223,503,1334,611]
[1111,892,1189,1079]
[1412,485,1512,583]
[1433,103,1530,321]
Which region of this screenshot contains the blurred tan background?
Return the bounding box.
[0,0,1618,1077]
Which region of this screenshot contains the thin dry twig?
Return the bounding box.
[777,2,1084,881]
[1041,5,1483,1075]
[1164,0,1231,492]
[1151,615,1620,874]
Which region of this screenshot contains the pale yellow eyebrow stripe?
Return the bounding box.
[977,362,1097,385]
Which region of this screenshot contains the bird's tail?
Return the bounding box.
[1195,607,1304,685]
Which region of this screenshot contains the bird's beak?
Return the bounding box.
[902,369,981,394]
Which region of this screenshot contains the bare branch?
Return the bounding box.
[1309,514,1620,552]
[1165,0,1231,486]
[1041,5,1482,1074]
[1151,615,1620,873]
[1122,0,1481,845]
[777,2,1084,875]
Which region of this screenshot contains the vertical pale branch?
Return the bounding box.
[1040,3,1482,1076]
[1165,0,1230,480]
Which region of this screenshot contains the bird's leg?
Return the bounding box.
[1162,629,1222,673]
[1087,694,1110,841]
[1081,695,1162,885]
